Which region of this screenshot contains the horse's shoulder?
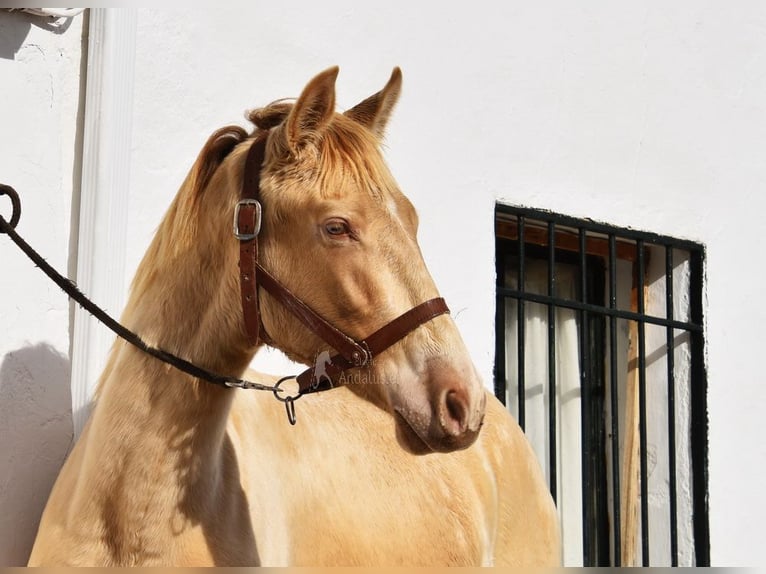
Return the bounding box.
[478,391,527,457]
[477,392,561,566]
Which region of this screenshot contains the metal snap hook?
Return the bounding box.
[284,396,296,426]
[273,375,301,425]
[0,184,21,231]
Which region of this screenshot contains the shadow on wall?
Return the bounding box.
[0,343,73,566]
[0,10,77,61]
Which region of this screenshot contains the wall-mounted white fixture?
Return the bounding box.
[4,8,85,28]
[18,8,85,19]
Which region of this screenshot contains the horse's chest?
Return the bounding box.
[269,482,486,565]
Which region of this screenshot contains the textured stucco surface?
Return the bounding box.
[0,10,83,565]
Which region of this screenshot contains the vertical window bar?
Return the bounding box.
[547,221,558,502]
[517,215,526,430]
[579,228,593,565]
[665,246,679,565]
[637,240,650,565]
[494,230,507,405]
[609,234,622,566]
[689,249,710,566]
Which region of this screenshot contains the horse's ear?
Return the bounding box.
[344,67,402,138]
[284,66,339,153]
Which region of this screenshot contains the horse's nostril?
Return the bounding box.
[444,389,468,435]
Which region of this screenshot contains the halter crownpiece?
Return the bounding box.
[236,133,450,396]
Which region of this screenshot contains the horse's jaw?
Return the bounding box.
[392,406,483,455]
[392,409,435,455]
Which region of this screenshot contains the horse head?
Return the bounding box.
[176,67,486,453]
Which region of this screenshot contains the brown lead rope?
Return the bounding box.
[3,131,453,427]
[2,181,451,426]
[0,183,281,396]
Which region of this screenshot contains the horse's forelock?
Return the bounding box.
[315,115,392,200]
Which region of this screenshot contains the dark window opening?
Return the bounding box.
[494,204,709,567]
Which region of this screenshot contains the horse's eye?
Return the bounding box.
[325,219,350,236]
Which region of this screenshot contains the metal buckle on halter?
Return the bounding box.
[233,199,262,241]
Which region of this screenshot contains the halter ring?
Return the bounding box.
[273,375,302,425]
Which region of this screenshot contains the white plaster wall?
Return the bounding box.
[0,10,83,566]
[2,1,766,567]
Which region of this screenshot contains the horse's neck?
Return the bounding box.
[60,344,239,564]
[75,219,255,550]
[84,346,235,510]
[94,344,235,450]
[91,228,248,450]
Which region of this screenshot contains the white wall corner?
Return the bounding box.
[70,8,137,438]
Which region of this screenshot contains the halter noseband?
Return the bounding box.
[236,134,450,396]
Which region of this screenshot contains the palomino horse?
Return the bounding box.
[27,68,560,566]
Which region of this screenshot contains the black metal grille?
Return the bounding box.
[494,204,709,566]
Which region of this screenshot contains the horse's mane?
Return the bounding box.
[185,125,249,199]
[247,99,293,131]
[181,99,294,203]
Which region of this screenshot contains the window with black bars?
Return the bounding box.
[494,204,709,567]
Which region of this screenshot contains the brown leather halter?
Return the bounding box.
[235,134,450,397]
